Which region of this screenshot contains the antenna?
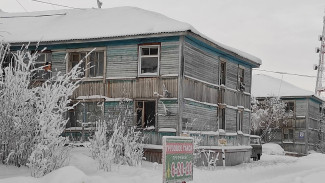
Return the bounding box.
[97,0,103,9]
[315,13,325,97]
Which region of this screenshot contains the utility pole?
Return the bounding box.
[315,13,325,97]
[97,0,103,9]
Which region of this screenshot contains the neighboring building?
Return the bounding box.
[252,74,325,155]
[1,7,261,165]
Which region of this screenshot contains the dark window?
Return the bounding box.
[220,62,226,85]
[139,45,159,75]
[69,50,104,78]
[238,67,245,91]
[237,110,243,131]
[136,101,156,128]
[219,108,226,130]
[285,101,295,113]
[68,102,102,128]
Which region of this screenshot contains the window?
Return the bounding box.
[138,45,160,76]
[238,67,245,91]
[220,61,226,85]
[219,107,226,130]
[237,110,243,131]
[136,101,156,128]
[285,101,295,114]
[283,128,294,141]
[33,52,52,80]
[69,49,105,78]
[68,102,102,128]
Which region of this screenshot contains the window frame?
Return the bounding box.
[67,47,106,79]
[238,66,245,91]
[218,106,226,130]
[138,44,160,77]
[220,61,226,85]
[135,100,157,129]
[283,128,294,142]
[32,52,52,80]
[237,109,243,132]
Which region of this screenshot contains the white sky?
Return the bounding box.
[1,0,325,92]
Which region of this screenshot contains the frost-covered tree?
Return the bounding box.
[0,43,83,177]
[251,97,290,143]
[90,100,144,171]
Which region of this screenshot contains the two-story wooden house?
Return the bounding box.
[2,7,261,165]
[252,74,325,156]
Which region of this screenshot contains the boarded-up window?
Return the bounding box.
[139,45,160,76]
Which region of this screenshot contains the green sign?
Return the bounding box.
[162,136,194,183]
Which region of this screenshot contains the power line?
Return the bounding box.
[253,69,316,78]
[15,0,28,12]
[31,0,79,9]
[0,13,66,18]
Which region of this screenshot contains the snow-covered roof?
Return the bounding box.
[0,6,261,65]
[252,74,314,98]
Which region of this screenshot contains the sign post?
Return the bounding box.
[218,138,227,167]
[162,136,194,183]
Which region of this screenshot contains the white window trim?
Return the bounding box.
[138,45,160,77]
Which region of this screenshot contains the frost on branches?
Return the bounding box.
[0,43,83,177]
[251,97,290,143]
[90,100,144,171]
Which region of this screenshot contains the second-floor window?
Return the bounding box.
[33,52,52,80]
[238,67,245,91]
[69,49,104,78]
[285,101,294,114]
[220,61,226,85]
[138,45,160,76]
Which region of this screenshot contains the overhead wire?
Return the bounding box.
[15,0,28,12]
[31,0,79,9]
[253,68,316,78]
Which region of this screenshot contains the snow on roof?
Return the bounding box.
[0,6,261,65]
[252,74,314,98]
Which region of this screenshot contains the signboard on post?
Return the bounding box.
[162,136,194,183]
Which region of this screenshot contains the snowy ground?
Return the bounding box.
[1,144,324,183]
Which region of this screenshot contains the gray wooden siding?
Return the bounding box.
[106,41,180,78]
[52,51,66,76]
[104,101,134,126]
[296,99,307,116]
[160,41,180,75]
[226,108,237,132]
[308,99,321,121]
[108,77,178,98]
[157,100,178,129]
[184,40,219,84]
[106,44,138,78]
[183,77,218,104]
[72,81,106,98]
[243,111,250,134]
[182,101,218,131]
[243,67,251,93]
[225,61,237,89]
[224,89,250,109]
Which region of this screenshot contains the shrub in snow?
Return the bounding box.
[251,97,290,143]
[0,43,83,177]
[90,100,144,171]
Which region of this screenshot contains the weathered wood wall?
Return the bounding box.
[183,77,219,104]
[157,99,178,129]
[182,100,218,131]
[226,108,237,132]
[107,77,178,98]
[184,38,219,85]
[72,81,106,98]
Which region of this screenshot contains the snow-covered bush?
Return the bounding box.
[251,97,289,142]
[0,43,83,177]
[90,100,144,171]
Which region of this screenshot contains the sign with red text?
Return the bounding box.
[162,136,194,183]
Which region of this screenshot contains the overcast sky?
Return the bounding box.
[1,0,325,92]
